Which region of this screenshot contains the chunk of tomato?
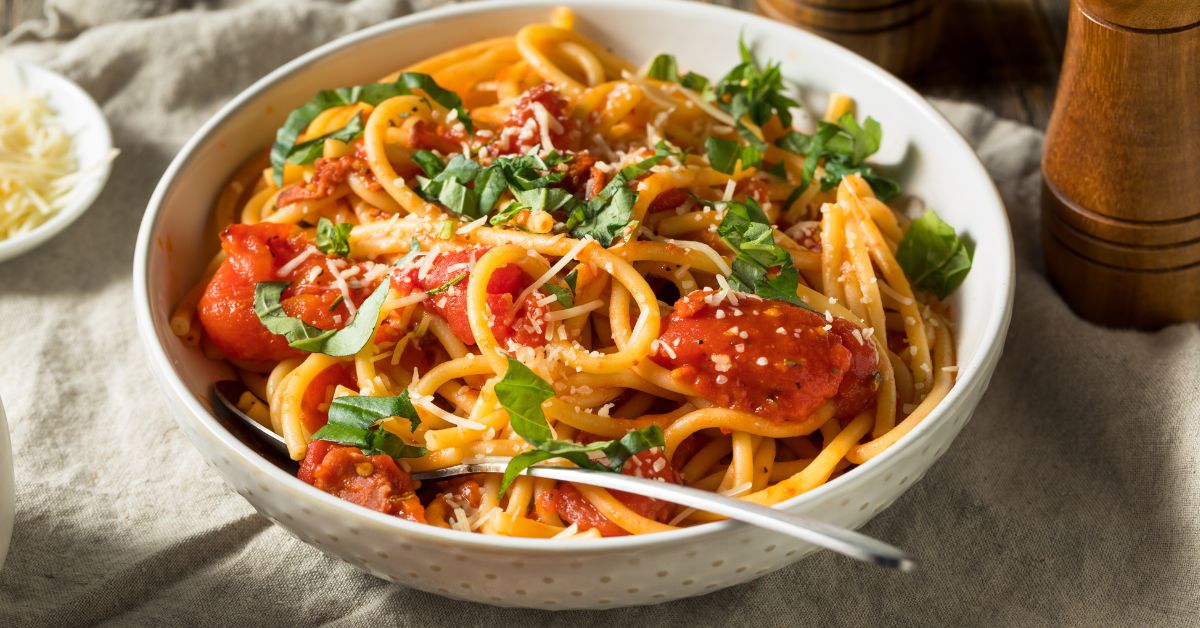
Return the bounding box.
[492,82,579,154]
[197,223,375,368]
[298,440,426,523]
[391,247,548,348]
[651,291,879,423]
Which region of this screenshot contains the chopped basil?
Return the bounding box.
[646,54,679,82]
[542,267,578,309]
[310,392,426,458]
[415,151,571,220]
[710,36,799,150]
[412,149,445,178]
[564,268,578,294]
[392,238,422,267]
[425,273,466,295]
[565,142,674,246]
[328,294,345,312]
[493,356,664,494]
[717,199,814,311]
[270,73,470,185]
[705,136,762,174]
[776,113,901,201]
[895,210,973,299]
[541,283,574,309]
[285,114,364,167]
[315,217,353,257]
[252,278,389,356]
[437,220,456,240]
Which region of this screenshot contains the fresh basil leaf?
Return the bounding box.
[285,114,365,166]
[513,187,578,214]
[489,201,524,227]
[567,144,673,246]
[271,72,469,185]
[710,38,798,150]
[475,166,508,215]
[646,54,680,82]
[309,422,371,450]
[564,269,578,295]
[392,238,422,267]
[328,392,421,431]
[895,210,973,299]
[499,426,666,495]
[412,149,445,178]
[717,199,814,311]
[425,273,466,295]
[820,160,902,201]
[494,356,555,443]
[568,182,636,247]
[493,355,665,494]
[253,278,390,356]
[315,217,353,257]
[776,115,897,198]
[436,177,478,218]
[369,430,427,459]
[313,391,426,457]
[541,282,574,309]
[705,136,761,174]
[680,71,711,94]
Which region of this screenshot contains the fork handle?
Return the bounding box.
[523,466,915,571]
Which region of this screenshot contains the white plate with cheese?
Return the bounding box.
[0,58,116,263]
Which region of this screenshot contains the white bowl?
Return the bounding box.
[133,0,1013,609]
[0,60,114,263]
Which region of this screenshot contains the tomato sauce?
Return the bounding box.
[391,247,549,348]
[537,449,680,537]
[299,440,426,523]
[651,290,879,423]
[491,82,580,155]
[277,146,374,208]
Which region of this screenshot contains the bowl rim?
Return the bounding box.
[0,59,114,262]
[133,0,1015,553]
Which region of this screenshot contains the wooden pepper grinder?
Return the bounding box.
[1042,0,1200,329]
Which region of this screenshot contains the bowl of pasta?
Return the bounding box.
[133,0,1013,609]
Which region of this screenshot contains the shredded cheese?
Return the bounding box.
[0,62,117,240]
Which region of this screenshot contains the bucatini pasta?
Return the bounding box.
[173,7,972,538]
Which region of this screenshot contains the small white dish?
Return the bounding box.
[0,59,114,263]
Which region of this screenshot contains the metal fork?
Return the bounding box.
[214,381,915,570]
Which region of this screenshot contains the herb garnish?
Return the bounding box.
[315,217,353,257]
[540,268,578,309]
[270,73,470,185]
[252,278,389,356]
[310,392,427,458]
[705,136,762,174]
[564,141,675,246]
[425,273,466,295]
[895,210,973,299]
[717,199,814,311]
[493,356,664,493]
[776,113,900,201]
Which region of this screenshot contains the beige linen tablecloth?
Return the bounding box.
[1,1,1197,625]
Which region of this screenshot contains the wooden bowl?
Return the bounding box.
[755,0,949,76]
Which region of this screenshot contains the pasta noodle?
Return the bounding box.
[176,8,964,538]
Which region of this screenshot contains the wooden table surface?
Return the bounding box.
[1,0,1067,130]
